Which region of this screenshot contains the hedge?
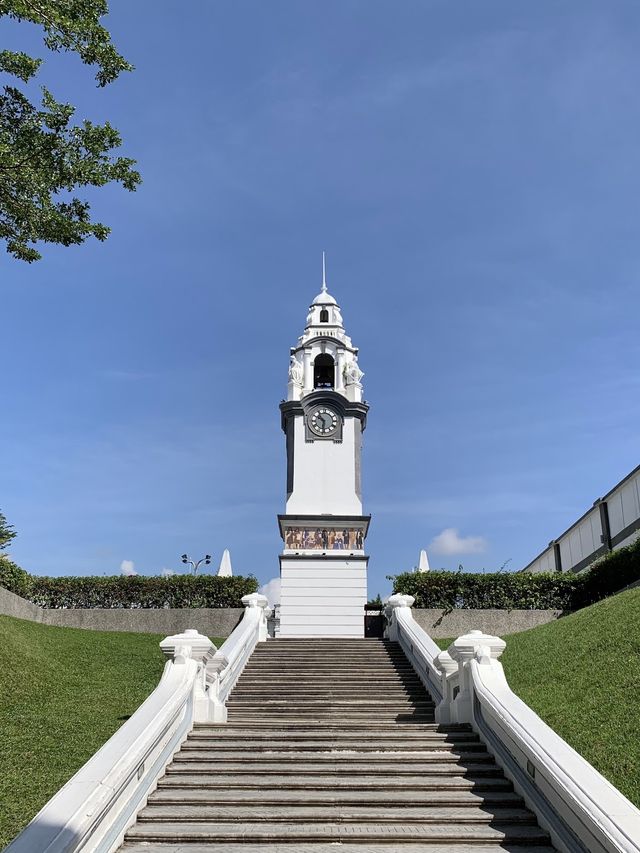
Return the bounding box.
[2,572,258,609]
[391,570,578,610]
[574,535,640,608]
[391,535,640,612]
[0,558,33,599]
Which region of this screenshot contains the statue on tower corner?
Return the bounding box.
[343,359,364,386]
[289,355,304,386]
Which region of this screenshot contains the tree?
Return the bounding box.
[0,508,16,551]
[0,1,141,262]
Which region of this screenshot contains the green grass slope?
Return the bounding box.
[0,615,224,848]
[500,587,640,808]
[437,587,640,807]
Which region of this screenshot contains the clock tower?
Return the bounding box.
[278,260,370,637]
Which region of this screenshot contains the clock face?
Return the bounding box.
[309,407,339,436]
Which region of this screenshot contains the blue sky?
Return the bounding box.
[2,1,639,597]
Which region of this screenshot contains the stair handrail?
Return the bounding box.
[4,631,213,853]
[5,595,271,853]
[205,593,270,717]
[384,593,455,719]
[384,599,640,853]
[466,637,640,853]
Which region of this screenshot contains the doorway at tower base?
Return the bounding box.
[278,556,368,638]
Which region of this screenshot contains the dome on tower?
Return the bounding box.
[311,284,337,306]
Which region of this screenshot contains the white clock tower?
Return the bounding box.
[278,259,370,637]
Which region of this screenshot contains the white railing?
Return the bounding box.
[206,592,270,720]
[384,594,640,853]
[6,593,270,853]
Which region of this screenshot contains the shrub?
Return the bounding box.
[575,535,640,608]
[0,557,33,598]
[391,569,579,611]
[28,574,258,609]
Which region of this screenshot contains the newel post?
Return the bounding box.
[447,630,506,724]
[241,592,270,642]
[433,649,458,724]
[159,629,218,723]
[383,594,415,641]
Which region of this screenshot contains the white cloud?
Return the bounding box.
[161,568,174,578]
[120,559,137,576]
[259,577,281,607]
[429,528,488,556]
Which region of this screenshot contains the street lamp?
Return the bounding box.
[180,553,212,575]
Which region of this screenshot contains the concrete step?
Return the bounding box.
[225,716,437,724]
[157,774,514,792]
[234,678,424,686]
[227,696,434,705]
[124,821,551,845]
[121,843,556,853]
[181,741,487,753]
[173,751,495,765]
[138,804,537,824]
[165,763,502,778]
[149,789,525,807]
[189,720,468,740]
[229,692,429,700]
[233,679,427,697]
[187,732,480,744]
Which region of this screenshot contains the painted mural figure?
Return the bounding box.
[283,526,366,551]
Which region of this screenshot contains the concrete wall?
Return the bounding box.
[42,608,243,637]
[412,608,562,639]
[523,463,640,575]
[0,586,242,637]
[0,585,44,622]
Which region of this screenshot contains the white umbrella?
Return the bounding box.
[218,549,233,577]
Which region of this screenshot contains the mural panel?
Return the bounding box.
[283,526,365,550]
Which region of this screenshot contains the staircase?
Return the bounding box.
[120,639,556,852]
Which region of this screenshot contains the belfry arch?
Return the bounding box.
[313,353,335,388]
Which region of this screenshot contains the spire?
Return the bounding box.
[217,549,233,577]
[321,251,327,293]
[417,549,430,573]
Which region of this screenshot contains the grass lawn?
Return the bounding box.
[435,587,640,808]
[0,615,225,849]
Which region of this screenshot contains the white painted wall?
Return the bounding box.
[607,471,640,540]
[523,465,640,574]
[279,557,367,637]
[285,416,361,515]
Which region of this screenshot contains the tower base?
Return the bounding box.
[279,554,368,638]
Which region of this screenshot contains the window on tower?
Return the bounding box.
[320,308,329,323]
[313,354,335,388]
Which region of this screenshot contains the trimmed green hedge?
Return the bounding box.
[1,571,258,609]
[0,559,33,599]
[391,570,578,610]
[574,536,640,608]
[391,535,640,611]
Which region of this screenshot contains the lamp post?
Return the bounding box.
[180,553,211,575]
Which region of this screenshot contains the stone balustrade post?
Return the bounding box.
[383,593,415,641]
[447,630,506,724]
[159,629,218,723]
[241,592,270,642]
[433,650,458,724]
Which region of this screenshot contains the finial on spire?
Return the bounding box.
[321,251,327,292]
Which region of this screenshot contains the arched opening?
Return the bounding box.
[313,353,335,389]
[320,308,329,323]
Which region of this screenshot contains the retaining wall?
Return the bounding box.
[0,586,242,637]
[1,585,561,639]
[412,608,562,638]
